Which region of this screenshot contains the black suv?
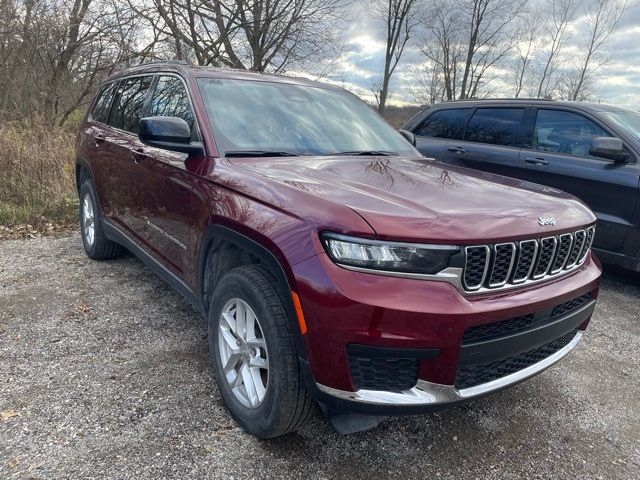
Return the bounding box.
[404,99,640,272]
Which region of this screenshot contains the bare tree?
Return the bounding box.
[409,62,445,105]
[511,13,540,98]
[568,0,628,101]
[535,0,579,98]
[131,0,347,73]
[419,0,524,101]
[369,0,420,114]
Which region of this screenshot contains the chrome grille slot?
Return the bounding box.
[565,229,585,268]
[461,226,594,293]
[550,233,573,274]
[463,246,490,291]
[488,243,516,287]
[579,226,595,262]
[511,240,538,284]
[532,237,557,279]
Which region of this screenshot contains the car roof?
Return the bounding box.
[426,98,634,115]
[102,61,342,91]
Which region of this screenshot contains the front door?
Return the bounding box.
[518,107,640,252]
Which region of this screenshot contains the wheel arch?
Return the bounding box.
[197,223,309,361]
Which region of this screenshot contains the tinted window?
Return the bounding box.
[533,109,609,157]
[148,76,196,134]
[464,108,525,147]
[416,109,472,139]
[110,76,153,133]
[91,83,116,124]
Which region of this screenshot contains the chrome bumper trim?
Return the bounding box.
[316,331,583,406]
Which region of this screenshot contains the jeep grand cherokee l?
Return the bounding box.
[403,99,640,272]
[75,62,601,438]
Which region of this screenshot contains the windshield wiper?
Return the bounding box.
[224,150,301,158]
[327,150,398,156]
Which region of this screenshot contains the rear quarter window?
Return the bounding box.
[464,108,525,147]
[415,108,472,139]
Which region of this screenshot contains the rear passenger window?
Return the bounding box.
[91,83,116,124]
[533,109,609,157]
[148,76,196,135]
[416,109,472,139]
[110,76,153,133]
[464,108,525,147]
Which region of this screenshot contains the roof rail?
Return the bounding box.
[136,59,190,67]
[443,97,555,102]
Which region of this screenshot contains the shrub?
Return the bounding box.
[0,121,77,227]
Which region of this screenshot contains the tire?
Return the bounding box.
[208,265,316,438]
[79,180,122,260]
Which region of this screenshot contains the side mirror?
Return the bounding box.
[589,137,628,163]
[139,116,204,156]
[398,129,417,147]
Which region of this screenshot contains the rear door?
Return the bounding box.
[438,107,528,178]
[412,108,473,159]
[104,75,155,233]
[518,107,639,252]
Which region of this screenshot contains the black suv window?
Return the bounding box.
[533,109,609,158]
[148,76,196,134]
[416,108,472,139]
[91,82,116,124]
[464,108,525,147]
[110,76,153,133]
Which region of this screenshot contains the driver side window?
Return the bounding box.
[533,109,609,158]
[148,75,198,139]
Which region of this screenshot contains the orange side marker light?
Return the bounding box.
[291,291,308,335]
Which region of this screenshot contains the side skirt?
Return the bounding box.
[102,219,205,315]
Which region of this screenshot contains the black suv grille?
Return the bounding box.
[455,330,577,389]
[348,356,419,392]
[462,226,595,292]
[462,292,593,344]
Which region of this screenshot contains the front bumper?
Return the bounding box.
[316,330,582,410]
[292,251,601,413]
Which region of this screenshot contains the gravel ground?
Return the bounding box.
[1,233,639,479]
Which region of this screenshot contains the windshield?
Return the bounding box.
[600,109,640,143]
[196,78,417,157]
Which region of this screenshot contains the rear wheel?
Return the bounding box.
[208,265,316,438]
[79,181,122,260]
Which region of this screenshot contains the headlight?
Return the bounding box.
[321,233,459,275]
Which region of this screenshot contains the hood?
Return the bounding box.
[230,155,596,243]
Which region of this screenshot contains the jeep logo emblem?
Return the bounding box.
[538,217,557,226]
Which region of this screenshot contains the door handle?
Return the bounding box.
[448,146,467,154]
[524,157,549,166]
[131,148,146,164]
[93,132,105,145]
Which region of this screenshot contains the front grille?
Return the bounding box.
[462,292,593,344]
[455,330,578,389]
[551,292,592,318]
[462,226,595,292]
[348,355,419,392]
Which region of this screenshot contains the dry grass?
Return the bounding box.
[0,122,78,228]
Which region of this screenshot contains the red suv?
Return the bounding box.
[75,61,601,438]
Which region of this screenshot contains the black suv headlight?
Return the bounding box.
[320,233,459,275]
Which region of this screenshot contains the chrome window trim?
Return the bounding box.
[511,239,538,284]
[463,245,491,291]
[488,242,516,288]
[316,331,583,406]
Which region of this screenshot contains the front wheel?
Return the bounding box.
[208,265,316,438]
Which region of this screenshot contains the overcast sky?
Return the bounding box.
[315,0,640,108]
